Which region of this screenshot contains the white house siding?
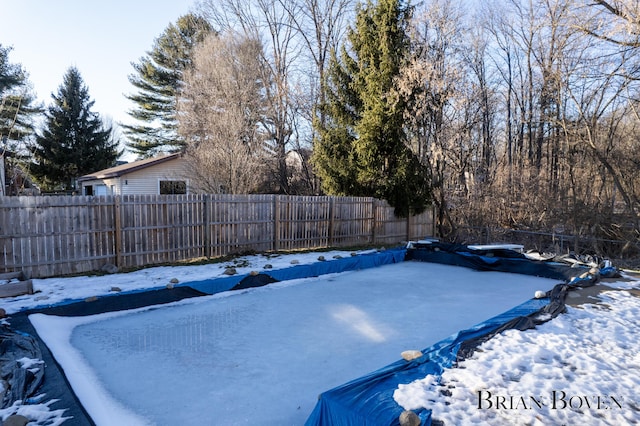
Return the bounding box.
[118,158,189,195]
[79,157,190,196]
[80,179,115,195]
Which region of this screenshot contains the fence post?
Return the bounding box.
[273,195,280,251]
[406,208,412,241]
[114,195,123,268]
[432,206,437,238]
[328,197,335,247]
[371,199,377,244]
[203,194,211,259]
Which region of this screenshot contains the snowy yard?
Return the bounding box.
[1,249,639,425]
[394,287,640,425]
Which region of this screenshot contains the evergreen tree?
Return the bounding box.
[0,44,40,147]
[312,0,432,216]
[123,14,213,158]
[30,67,120,191]
[1,44,42,196]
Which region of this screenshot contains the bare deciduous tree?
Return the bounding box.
[198,0,298,193]
[396,0,470,236]
[178,32,268,194]
[276,0,355,194]
[197,0,355,194]
[578,1,640,49]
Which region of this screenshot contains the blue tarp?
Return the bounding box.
[305,242,610,426]
[15,249,407,426]
[18,243,611,426]
[181,248,407,295]
[21,249,407,313]
[406,242,578,281]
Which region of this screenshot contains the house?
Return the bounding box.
[77,153,190,196]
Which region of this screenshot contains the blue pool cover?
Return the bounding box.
[180,249,407,295]
[305,294,553,426]
[12,244,613,426]
[304,242,613,426]
[9,249,407,426]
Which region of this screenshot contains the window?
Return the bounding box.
[95,185,108,196]
[160,180,187,195]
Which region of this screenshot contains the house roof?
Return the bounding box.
[77,153,182,182]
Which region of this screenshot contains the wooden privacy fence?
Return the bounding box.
[0,194,435,278]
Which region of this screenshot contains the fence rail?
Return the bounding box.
[1,194,434,278]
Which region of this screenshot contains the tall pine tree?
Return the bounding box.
[312,0,431,216]
[1,44,41,195]
[1,44,40,147]
[30,67,120,191]
[123,14,213,158]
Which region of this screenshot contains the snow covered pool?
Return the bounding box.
[30,261,558,425]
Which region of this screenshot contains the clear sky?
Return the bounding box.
[0,0,196,136]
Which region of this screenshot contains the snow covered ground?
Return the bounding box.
[3,249,371,316]
[1,249,639,425]
[394,279,640,425]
